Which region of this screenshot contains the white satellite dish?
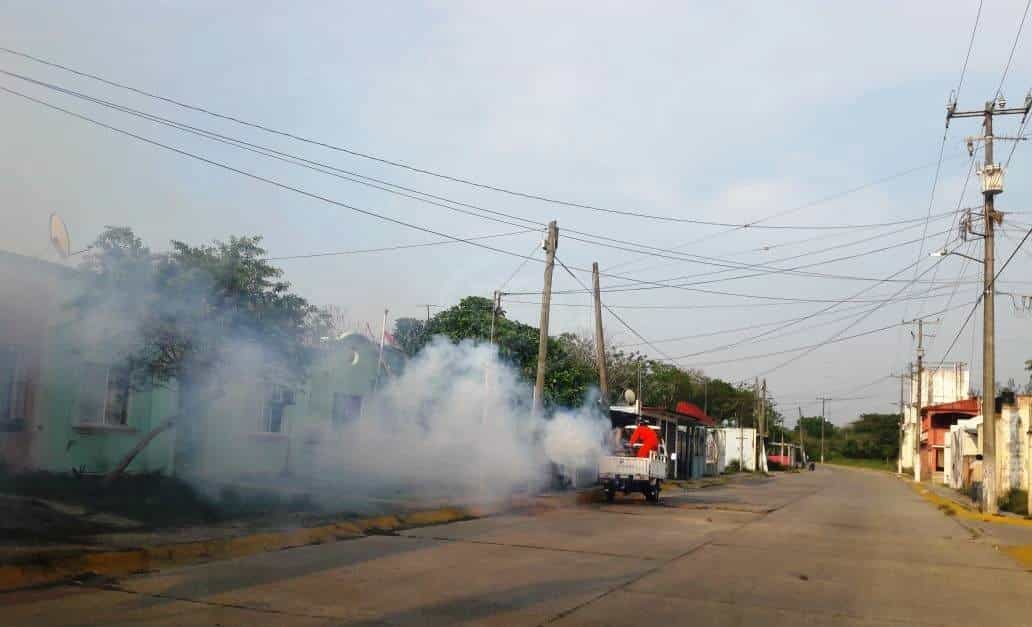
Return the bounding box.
[623,388,636,405]
[49,213,71,258]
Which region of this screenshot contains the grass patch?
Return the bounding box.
[823,456,895,472]
[0,465,325,534]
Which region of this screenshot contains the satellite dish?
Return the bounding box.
[623,389,636,405]
[49,213,71,258]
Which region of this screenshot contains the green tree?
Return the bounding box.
[76,227,323,478]
[393,317,426,356]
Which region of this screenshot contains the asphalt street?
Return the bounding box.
[4,466,1031,626]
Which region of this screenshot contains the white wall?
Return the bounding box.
[715,427,757,472]
[900,363,971,474]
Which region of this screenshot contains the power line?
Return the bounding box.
[754,254,954,376]
[684,301,971,368]
[931,224,1032,370]
[266,228,537,260]
[2,67,976,291]
[498,239,543,293]
[554,254,677,364]
[956,0,984,97]
[0,54,977,231]
[996,0,1032,98]
[603,153,969,273]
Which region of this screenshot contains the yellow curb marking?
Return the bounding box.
[908,481,1032,528]
[0,506,475,593]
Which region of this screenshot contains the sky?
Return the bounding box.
[2,1,1031,424]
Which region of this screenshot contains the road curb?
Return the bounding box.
[908,481,1032,527]
[0,505,480,593]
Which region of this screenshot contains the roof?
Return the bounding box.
[921,398,980,417]
[674,401,717,426]
[609,401,716,427]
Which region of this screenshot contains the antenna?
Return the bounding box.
[49,212,71,258]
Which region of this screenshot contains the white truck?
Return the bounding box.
[598,441,668,503]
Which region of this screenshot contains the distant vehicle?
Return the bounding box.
[598,425,668,503]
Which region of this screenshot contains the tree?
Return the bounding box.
[393,317,426,357]
[75,227,322,479]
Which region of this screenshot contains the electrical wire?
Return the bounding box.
[684,301,972,368]
[266,228,538,260]
[996,0,1032,98]
[554,254,677,364]
[0,49,955,231]
[957,0,984,98]
[1,67,975,290]
[929,224,1032,371]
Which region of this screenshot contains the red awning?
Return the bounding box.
[920,398,979,417]
[674,401,717,426]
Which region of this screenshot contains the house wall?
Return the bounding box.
[997,396,1032,494]
[715,427,756,472]
[901,364,971,475]
[192,334,403,482]
[0,252,67,470]
[34,321,178,475]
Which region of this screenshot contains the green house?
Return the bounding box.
[0,249,405,480]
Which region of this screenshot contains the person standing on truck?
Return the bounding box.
[628,419,659,458]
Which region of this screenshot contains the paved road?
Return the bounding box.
[4,467,1032,626]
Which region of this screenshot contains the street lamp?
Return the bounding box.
[930,248,983,264]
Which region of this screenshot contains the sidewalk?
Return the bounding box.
[908,477,1032,569]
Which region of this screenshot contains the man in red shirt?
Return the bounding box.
[628,420,659,458]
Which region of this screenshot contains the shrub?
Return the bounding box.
[998,489,1029,516]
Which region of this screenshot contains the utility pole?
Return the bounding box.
[947,92,1031,513]
[591,262,610,408]
[426,304,431,323]
[375,308,389,390]
[890,371,908,475]
[489,290,501,344]
[798,407,805,464]
[760,379,768,438]
[532,221,558,414]
[754,378,761,470]
[816,396,829,463]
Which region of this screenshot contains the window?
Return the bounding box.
[0,348,29,430]
[78,362,131,426]
[261,386,294,433]
[332,393,362,425]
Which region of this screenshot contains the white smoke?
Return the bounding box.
[308,337,611,504]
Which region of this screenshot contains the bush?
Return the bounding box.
[998,489,1029,516]
[724,460,741,474]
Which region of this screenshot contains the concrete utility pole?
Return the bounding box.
[754,378,761,470]
[798,407,805,464]
[489,290,501,344]
[591,262,609,407]
[914,320,927,482]
[532,221,558,414]
[815,396,829,463]
[761,379,768,438]
[947,92,1031,513]
[891,371,908,475]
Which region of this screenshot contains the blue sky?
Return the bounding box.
[2,1,1031,423]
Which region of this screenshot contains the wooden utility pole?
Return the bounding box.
[591,262,610,407]
[946,92,1031,513]
[532,221,558,414]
